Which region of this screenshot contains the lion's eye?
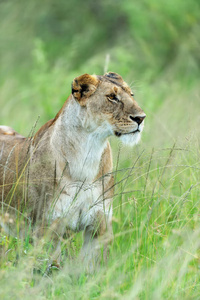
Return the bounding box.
[107,93,119,102]
[131,92,134,97]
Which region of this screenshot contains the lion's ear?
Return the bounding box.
[71,74,99,106]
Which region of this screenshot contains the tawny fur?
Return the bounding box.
[0,72,146,271]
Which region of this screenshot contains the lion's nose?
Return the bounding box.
[129,115,146,125]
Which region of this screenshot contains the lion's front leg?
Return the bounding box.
[33,218,67,271]
[79,211,113,273]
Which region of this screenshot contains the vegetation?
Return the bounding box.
[0,0,200,299]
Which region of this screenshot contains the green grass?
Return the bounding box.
[0,0,200,298]
[0,97,199,299]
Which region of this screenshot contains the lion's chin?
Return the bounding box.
[118,131,141,146]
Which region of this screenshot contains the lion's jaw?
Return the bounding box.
[116,120,145,146]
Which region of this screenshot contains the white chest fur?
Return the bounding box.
[48,98,113,230]
[49,181,112,231]
[67,133,107,182]
[50,99,111,181]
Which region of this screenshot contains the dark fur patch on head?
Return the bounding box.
[103,72,124,86]
[105,72,122,80]
[101,72,132,95]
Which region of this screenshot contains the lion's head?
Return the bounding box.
[71,72,146,145]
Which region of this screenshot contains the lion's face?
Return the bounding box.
[72,72,146,145]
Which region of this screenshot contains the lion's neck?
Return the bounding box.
[50,96,111,182]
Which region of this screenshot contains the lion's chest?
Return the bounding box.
[49,123,111,231]
[49,182,106,231]
[67,140,106,182]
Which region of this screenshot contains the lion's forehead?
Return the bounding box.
[97,80,132,97]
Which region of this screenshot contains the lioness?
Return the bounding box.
[0,72,145,271]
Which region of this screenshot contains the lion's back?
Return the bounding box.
[0,127,30,203]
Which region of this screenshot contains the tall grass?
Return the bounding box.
[0,0,200,298]
[0,93,199,299]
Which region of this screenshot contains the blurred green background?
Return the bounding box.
[0,1,200,298]
[0,0,199,148]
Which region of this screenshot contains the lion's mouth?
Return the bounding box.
[114,129,140,137]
